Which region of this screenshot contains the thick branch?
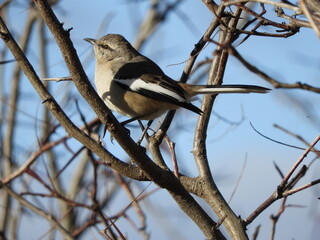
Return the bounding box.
[28,0,228,239]
[193,6,249,240]
[0,15,146,182]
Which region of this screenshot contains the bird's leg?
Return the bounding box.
[101,115,141,140]
[121,115,151,137]
[121,115,142,125]
[119,115,147,137]
[102,116,151,150]
[136,120,153,145]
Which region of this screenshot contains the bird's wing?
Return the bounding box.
[114,73,202,115]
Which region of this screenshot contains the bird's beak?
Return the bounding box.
[84,38,96,45]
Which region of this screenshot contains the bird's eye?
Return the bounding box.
[99,44,110,50]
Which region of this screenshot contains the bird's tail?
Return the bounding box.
[186,84,270,95]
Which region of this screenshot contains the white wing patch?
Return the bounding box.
[115,78,186,102]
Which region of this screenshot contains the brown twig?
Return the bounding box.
[283,178,320,196]
[279,135,320,189]
[244,135,320,225]
[252,224,261,240]
[114,172,148,233]
[269,198,287,240]
[228,155,247,203]
[300,0,320,37]
[227,45,320,93]
[164,135,179,178]
[224,0,300,12]
[250,122,311,151]
[2,119,101,184]
[0,182,74,239]
[274,124,320,157]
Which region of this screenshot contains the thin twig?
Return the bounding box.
[114,172,148,233]
[250,122,307,151]
[274,124,320,157]
[164,135,179,178]
[299,0,320,37]
[279,135,320,189]
[244,135,320,225]
[228,45,320,93]
[283,178,320,196]
[270,198,287,240]
[0,182,74,240]
[2,119,101,184]
[224,0,300,12]
[228,155,247,203]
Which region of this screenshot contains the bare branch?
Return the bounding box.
[279,135,320,189]
[0,182,74,239]
[223,0,300,12]
[244,135,320,225]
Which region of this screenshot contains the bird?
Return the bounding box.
[84,34,269,124]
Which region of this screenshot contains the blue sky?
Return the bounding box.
[2,0,320,239]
